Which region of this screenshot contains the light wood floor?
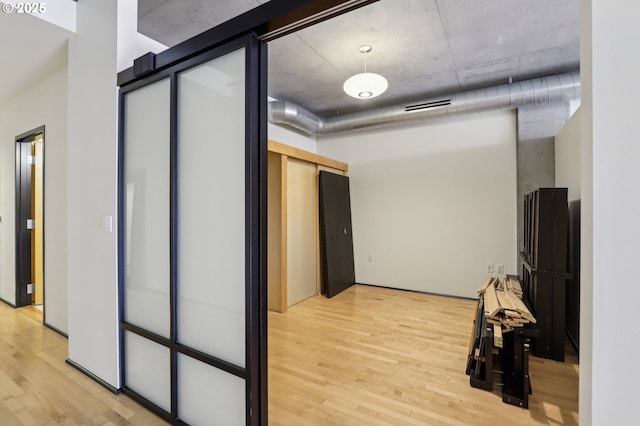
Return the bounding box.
[0,302,166,425]
[1,285,578,425]
[268,285,579,425]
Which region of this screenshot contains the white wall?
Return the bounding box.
[555,107,581,201]
[65,0,174,390]
[268,121,317,152]
[67,0,120,388]
[136,33,168,59]
[579,2,593,421]
[0,65,68,335]
[117,0,167,72]
[1,0,76,32]
[318,110,517,298]
[582,1,640,424]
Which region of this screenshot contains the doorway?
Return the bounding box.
[15,126,45,320]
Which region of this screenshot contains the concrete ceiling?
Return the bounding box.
[0,7,71,108]
[138,0,270,44]
[139,0,579,116]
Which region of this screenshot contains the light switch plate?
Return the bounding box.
[102,216,113,233]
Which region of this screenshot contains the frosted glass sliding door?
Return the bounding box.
[123,78,171,338]
[119,34,266,425]
[178,354,245,425]
[177,50,246,367]
[125,331,171,411]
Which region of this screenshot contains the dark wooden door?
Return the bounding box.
[319,171,355,298]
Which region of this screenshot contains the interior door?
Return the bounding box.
[287,158,318,306]
[15,140,33,307]
[319,171,356,298]
[119,34,266,425]
[33,138,44,306]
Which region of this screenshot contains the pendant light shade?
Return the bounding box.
[343,72,388,99]
[344,45,388,100]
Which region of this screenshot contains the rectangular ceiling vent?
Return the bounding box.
[405,99,451,112]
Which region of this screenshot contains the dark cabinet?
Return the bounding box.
[521,188,569,362]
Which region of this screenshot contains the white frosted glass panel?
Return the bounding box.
[124,78,170,337]
[177,49,246,366]
[125,332,171,411]
[178,355,245,425]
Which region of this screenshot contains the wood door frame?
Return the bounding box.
[267,141,348,312]
[14,125,45,311]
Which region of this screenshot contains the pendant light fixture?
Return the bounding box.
[343,45,388,99]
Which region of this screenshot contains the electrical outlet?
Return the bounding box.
[497,264,504,274]
[487,263,494,274]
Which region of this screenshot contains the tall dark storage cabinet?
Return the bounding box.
[521,188,569,361]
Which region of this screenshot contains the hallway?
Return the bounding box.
[0,302,166,425]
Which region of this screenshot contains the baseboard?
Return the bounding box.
[65,359,121,394]
[44,322,68,338]
[356,282,478,301]
[0,297,16,308]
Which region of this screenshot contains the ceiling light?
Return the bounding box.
[343,45,388,100]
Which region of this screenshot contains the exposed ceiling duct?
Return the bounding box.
[269,72,580,136]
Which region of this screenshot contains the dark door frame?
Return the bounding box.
[14,125,45,310]
[117,2,379,424]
